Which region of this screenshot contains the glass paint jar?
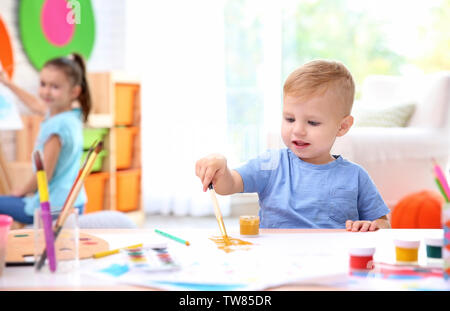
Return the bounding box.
[239,216,259,237]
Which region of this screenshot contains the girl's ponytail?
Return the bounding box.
[70,53,91,123]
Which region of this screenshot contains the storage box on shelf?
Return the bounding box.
[82,128,109,150]
[85,72,144,226]
[115,126,138,169]
[83,171,109,214]
[81,149,107,172]
[116,169,141,212]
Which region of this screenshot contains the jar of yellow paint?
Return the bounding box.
[239,216,259,237]
[394,239,420,264]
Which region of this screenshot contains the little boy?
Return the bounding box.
[195,60,390,231]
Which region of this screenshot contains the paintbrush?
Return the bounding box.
[56,140,103,228]
[208,183,229,242]
[36,140,103,270]
[54,139,97,227]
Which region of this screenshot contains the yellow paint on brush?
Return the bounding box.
[395,246,419,262]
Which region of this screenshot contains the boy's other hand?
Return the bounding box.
[346,217,390,232]
[195,154,227,192]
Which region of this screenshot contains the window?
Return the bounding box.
[224,0,449,164]
[224,0,265,164]
[282,0,449,97]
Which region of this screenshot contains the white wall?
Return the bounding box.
[1,0,230,215]
[123,1,230,215]
[88,0,127,71]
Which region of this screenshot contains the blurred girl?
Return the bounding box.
[0,53,91,226]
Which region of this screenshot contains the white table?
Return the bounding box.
[0,228,446,291]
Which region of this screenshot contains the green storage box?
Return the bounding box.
[83,128,108,150]
[80,150,107,172]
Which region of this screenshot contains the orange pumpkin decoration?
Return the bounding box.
[391,190,444,229]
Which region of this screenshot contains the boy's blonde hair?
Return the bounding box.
[283,60,355,115]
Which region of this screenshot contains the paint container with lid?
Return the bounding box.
[394,239,420,264]
[425,237,443,260]
[349,247,375,274]
[239,216,259,237]
[443,202,450,281]
[0,215,13,277]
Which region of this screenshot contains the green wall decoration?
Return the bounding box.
[19,0,96,70]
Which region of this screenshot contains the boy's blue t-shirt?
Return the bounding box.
[235,148,390,229]
[23,108,87,216]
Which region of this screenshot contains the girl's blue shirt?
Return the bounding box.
[23,108,87,215]
[235,148,390,228]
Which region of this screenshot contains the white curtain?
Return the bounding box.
[125,1,231,216]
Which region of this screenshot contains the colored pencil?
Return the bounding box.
[36,141,103,270]
[435,178,449,203]
[432,159,450,202]
[93,243,144,258]
[93,242,168,258]
[155,229,190,246]
[33,151,57,272]
[208,183,229,240]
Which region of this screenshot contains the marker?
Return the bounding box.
[155,229,190,246]
[36,141,104,271]
[34,151,57,272]
[432,159,450,202]
[93,243,143,258]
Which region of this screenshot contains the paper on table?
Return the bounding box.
[83,229,448,291]
[83,231,355,290]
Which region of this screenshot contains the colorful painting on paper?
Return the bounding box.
[0,84,22,130]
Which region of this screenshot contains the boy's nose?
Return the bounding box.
[293,122,306,136]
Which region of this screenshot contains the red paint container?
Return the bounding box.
[349,247,375,272]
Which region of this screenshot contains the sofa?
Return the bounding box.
[331,71,450,209]
[267,71,450,210]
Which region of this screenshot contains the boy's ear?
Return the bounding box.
[336,115,353,137]
[71,85,82,100]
